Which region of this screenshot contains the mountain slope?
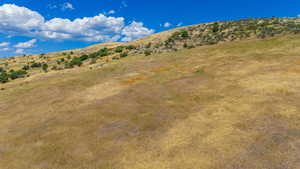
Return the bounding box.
[1,33,300,169]
[2,17,300,84]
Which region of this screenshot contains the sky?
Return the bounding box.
[0,0,300,57]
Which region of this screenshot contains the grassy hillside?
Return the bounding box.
[2,17,300,84]
[1,33,300,169]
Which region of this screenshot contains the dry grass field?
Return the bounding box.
[1,35,300,169]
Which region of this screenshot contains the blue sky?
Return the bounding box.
[0,0,299,57]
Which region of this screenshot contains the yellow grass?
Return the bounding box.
[1,35,300,169]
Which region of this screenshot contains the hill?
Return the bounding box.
[1,18,300,169]
[1,17,300,84]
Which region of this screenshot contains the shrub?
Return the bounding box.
[212,22,219,32]
[51,65,58,70]
[40,53,45,58]
[145,43,152,48]
[9,70,27,80]
[70,51,74,55]
[115,46,124,53]
[64,61,73,69]
[0,72,9,83]
[144,50,152,56]
[67,55,71,60]
[120,52,128,58]
[195,68,205,74]
[89,48,109,58]
[183,43,188,48]
[126,45,136,50]
[79,54,89,61]
[22,65,30,71]
[60,58,65,62]
[31,62,42,68]
[112,56,120,60]
[180,30,189,38]
[42,64,48,72]
[0,67,4,72]
[98,48,109,57]
[70,57,83,67]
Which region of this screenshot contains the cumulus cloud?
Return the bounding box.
[121,21,154,41]
[177,22,183,27]
[163,22,172,28]
[0,47,10,51]
[15,48,25,54]
[14,39,37,48]
[0,4,154,42]
[61,2,74,11]
[107,10,116,14]
[0,42,10,47]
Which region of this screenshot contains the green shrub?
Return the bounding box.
[112,56,120,60]
[60,58,65,62]
[126,45,136,50]
[51,65,58,70]
[195,68,205,74]
[212,23,219,32]
[0,67,5,72]
[22,65,30,70]
[0,72,9,83]
[9,70,27,80]
[89,48,109,58]
[183,43,188,48]
[115,46,124,53]
[180,30,189,38]
[42,64,48,72]
[70,57,83,67]
[120,52,128,58]
[144,50,152,56]
[79,54,89,61]
[31,62,42,68]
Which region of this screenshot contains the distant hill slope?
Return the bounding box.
[1,32,300,169]
[1,17,300,84]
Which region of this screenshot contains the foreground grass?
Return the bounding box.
[1,35,300,169]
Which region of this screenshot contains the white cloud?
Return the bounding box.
[0,47,10,51]
[177,22,183,27]
[0,4,44,35]
[121,21,154,41]
[0,4,154,42]
[108,10,116,14]
[61,2,74,11]
[15,48,25,54]
[14,39,37,48]
[163,22,172,28]
[0,42,10,47]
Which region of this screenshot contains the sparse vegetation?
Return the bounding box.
[126,45,137,50]
[0,72,9,83]
[120,52,128,58]
[8,69,27,80]
[31,62,42,68]
[115,46,124,53]
[42,63,49,72]
[70,57,83,67]
[144,50,152,56]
